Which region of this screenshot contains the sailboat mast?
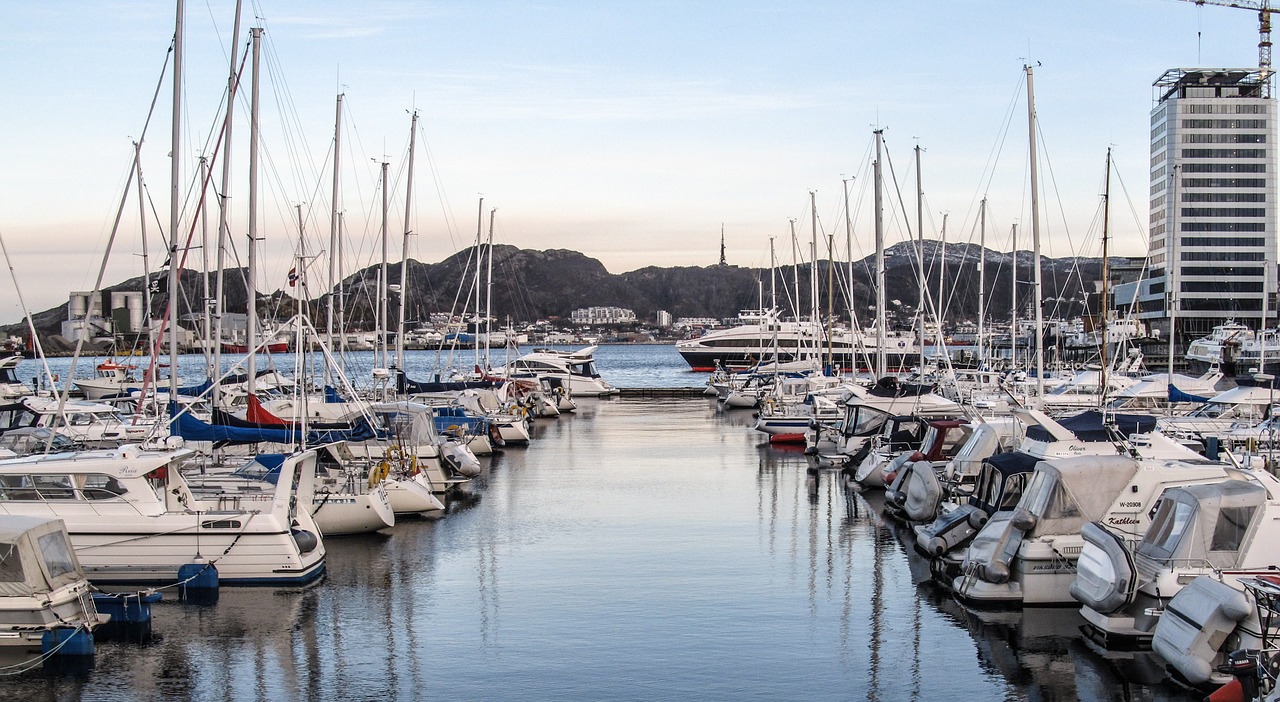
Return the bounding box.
[844,176,855,373]
[938,213,947,337]
[977,197,986,368]
[770,235,778,353]
[199,156,211,363]
[915,144,926,373]
[245,26,262,398]
[874,129,886,379]
[485,208,496,369]
[1026,64,1046,405]
[809,190,820,363]
[397,110,418,371]
[472,197,483,370]
[213,0,242,406]
[327,92,343,375]
[167,0,183,399]
[135,143,154,381]
[378,159,390,377]
[1100,148,1112,403]
[789,218,799,325]
[1011,223,1019,369]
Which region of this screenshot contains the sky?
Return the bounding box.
[0,0,1268,322]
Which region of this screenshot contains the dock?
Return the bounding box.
[616,387,707,398]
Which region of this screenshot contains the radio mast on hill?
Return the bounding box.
[719,224,727,266]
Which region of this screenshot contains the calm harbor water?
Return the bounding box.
[2,346,1200,701]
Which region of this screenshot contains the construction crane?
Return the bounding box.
[1183,0,1272,96]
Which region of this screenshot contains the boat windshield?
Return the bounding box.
[1139,496,1197,562]
[1018,470,1064,523]
[570,361,599,378]
[845,407,890,436]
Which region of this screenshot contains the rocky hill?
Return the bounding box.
[7,240,1135,345]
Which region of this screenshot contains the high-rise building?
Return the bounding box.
[1120,69,1277,338]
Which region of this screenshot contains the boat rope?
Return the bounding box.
[72,510,264,551]
[0,624,90,676]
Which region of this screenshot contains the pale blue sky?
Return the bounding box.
[0,0,1264,320]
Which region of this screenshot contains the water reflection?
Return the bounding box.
[0,397,1204,701]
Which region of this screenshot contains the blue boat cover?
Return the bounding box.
[1025,410,1157,443]
[1168,384,1210,404]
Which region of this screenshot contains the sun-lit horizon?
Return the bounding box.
[0,0,1265,324]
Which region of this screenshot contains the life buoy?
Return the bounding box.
[368,461,391,488]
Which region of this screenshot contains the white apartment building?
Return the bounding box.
[570,306,637,325]
[1121,69,1277,337]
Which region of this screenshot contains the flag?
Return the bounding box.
[288,267,299,287]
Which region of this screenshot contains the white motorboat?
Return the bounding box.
[506,346,618,397]
[952,453,1230,607]
[1073,467,1280,653]
[0,515,106,649]
[0,445,326,585]
[1186,320,1255,373]
[0,356,34,400]
[72,361,140,401]
[20,396,162,448]
[675,309,921,373]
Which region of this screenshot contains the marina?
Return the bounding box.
[0,346,1221,700]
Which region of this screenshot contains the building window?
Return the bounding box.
[1182,178,1267,188]
[1183,163,1267,173]
[1182,280,1265,293]
[1181,223,1266,233]
[1182,192,1266,203]
[1181,207,1266,217]
[1182,133,1266,144]
[1182,236,1267,246]
[1182,251,1267,261]
[1180,266,1264,277]
[1182,298,1263,311]
[1181,148,1267,158]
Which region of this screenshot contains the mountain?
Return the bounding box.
[6,241,1135,346]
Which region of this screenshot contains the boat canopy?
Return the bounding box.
[0,515,84,598]
[1137,480,1266,571]
[1024,410,1156,443]
[1019,456,1140,537]
[395,369,500,395]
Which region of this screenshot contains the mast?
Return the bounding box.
[789,218,800,325]
[472,197,484,370]
[844,176,855,374]
[809,190,820,363]
[199,156,211,363]
[874,129,886,379]
[135,142,154,385]
[1011,224,1019,370]
[769,236,778,354]
[485,208,496,369]
[827,210,836,372]
[338,212,347,355]
[978,198,987,369]
[915,144,926,373]
[396,110,418,372]
[167,0,183,399]
[378,159,390,381]
[327,92,343,375]
[1027,64,1046,405]
[245,25,262,397]
[213,0,242,407]
[1100,148,1112,403]
[938,213,947,337]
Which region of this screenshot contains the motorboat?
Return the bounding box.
[810,379,963,468]
[952,453,1231,607]
[1186,320,1255,374]
[0,356,33,401]
[16,396,161,448]
[0,515,106,649]
[72,361,140,401]
[1073,468,1280,653]
[0,444,325,585]
[860,418,975,494]
[675,309,922,373]
[504,346,618,397]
